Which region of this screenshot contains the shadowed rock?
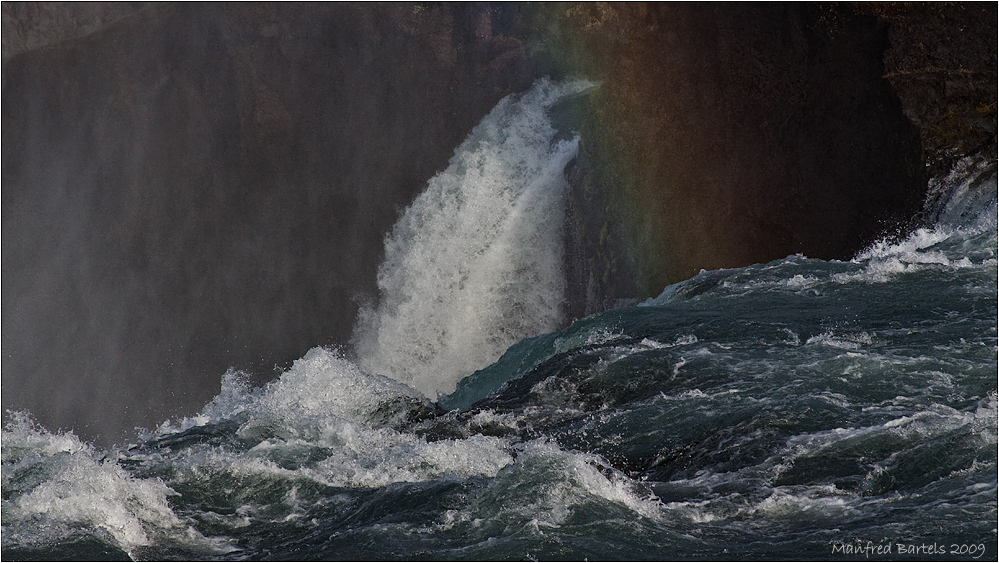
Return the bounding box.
[554,3,928,308]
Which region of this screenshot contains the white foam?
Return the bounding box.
[746,485,855,519]
[1,414,226,556]
[152,348,426,437]
[145,348,517,490]
[805,331,874,350]
[553,328,628,354]
[768,396,995,486]
[835,156,998,285]
[352,78,595,398]
[449,440,663,531]
[317,433,514,488]
[159,426,514,492]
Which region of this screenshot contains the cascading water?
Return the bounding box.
[352,78,595,398]
[2,81,996,561]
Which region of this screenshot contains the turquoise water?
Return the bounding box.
[2,82,996,561]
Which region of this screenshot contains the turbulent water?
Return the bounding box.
[352,78,594,398]
[3,80,997,561]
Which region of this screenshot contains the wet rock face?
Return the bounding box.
[553,2,994,310]
[871,3,998,176]
[555,3,928,305]
[1,1,148,62]
[2,2,993,446]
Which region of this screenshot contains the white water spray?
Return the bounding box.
[352,78,594,397]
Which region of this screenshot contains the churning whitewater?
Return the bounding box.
[2,80,997,561]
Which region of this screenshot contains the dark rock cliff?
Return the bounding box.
[545,2,994,308]
[870,2,997,177]
[1,1,148,62]
[2,2,993,446]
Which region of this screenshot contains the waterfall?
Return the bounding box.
[352,78,594,397]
